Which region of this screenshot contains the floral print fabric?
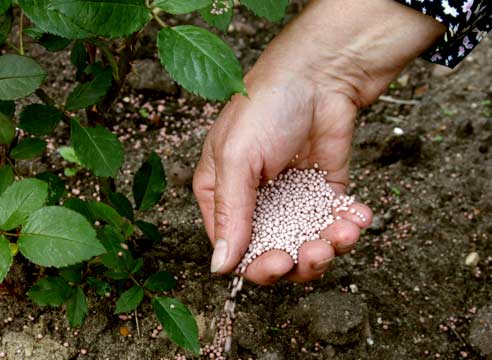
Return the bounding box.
[395,0,491,67]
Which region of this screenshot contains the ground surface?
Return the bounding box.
[1,3,491,360]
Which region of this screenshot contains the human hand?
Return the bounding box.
[193,0,445,285]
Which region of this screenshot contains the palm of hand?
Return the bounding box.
[194,73,372,285]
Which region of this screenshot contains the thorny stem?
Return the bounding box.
[19,11,24,55]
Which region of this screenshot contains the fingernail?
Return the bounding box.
[211,239,228,273]
[313,257,333,271]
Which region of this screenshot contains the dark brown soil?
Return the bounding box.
[1,3,491,360]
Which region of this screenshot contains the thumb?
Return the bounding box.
[211,154,259,274]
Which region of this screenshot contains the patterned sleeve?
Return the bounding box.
[394,0,491,68]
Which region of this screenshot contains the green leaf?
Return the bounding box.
[39,34,72,52]
[0,235,12,283]
[18,206,106,267]
[0,10,13,46]
[27,276,71,306]
[10,138,47,160]
[136,220,161,242]
[87,276,111,296]
[99,226,133,272]
[240,0,288,22]
[152,297,200,354]
[66,287,88,327]
[36,172,66,205]
[0,0,11,13]
[115,285,144,314]
[49,0,150,38]
[0,100,15,118]
[130,257,143,274]
[0,179,48,231]
[63,198,95,222]
[70,41,88,81]
[153,0,212,14]
[18,104,63,136]
[0,111,15,145]
[0,165,14,196]
[58,146,82,166]
[144,271,176,292]
[104,270,129,280]
[59,263,83,283]
[24,26,45,40]
[19,0,94,39]
[0,54,46,100]
[133,152,166,211]
[108,192,134,222]
[71,118,124,178]
[64,167,79,177]
[65,64,112,110]
[199,0,233,32]
[157,25,246,101]
[87,200,125,230]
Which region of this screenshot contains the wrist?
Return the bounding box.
[272,0,446,107]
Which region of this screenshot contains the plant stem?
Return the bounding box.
[19,11,24,55]
[0,231,19,237]
[152,11,168,28]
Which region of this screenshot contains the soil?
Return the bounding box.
[1,2,492,360]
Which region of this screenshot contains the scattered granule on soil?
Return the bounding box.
[202,167,366,358]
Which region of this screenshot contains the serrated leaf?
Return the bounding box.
[19,0,94,39]
[0,111,15,145]
[19,104,63,136]
[152,297,200,355]
[153,0,211,14]
[27,276,71,306]
[10,138,46,160]
[133,152,166,211]
[144,271,176,292]
[59,263,83,283]
[39,33,72,52]
[157,25,246,101]
[0,165,14,196]
[87,276,111,296]
[136,220,161,242]
[0,0,11,13]
[240,0,288,22]
[66,287,88,327]
[115,285,144,314]
[18,206,105,267]
[49,0,150,38]
[65,64,112,110]
[70,41,88,81]
[108,192,134,222]
[199,0,233,32]
[0,235,12,283]
[58,146,82,166]
[99,225,133,272]
[36,172,66,205]
[0,179,48,231]
[63,198,95,222]
[71,118,124,177]
[0,54,46,100]
[0,10,13,46]
[87,200,125,230]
